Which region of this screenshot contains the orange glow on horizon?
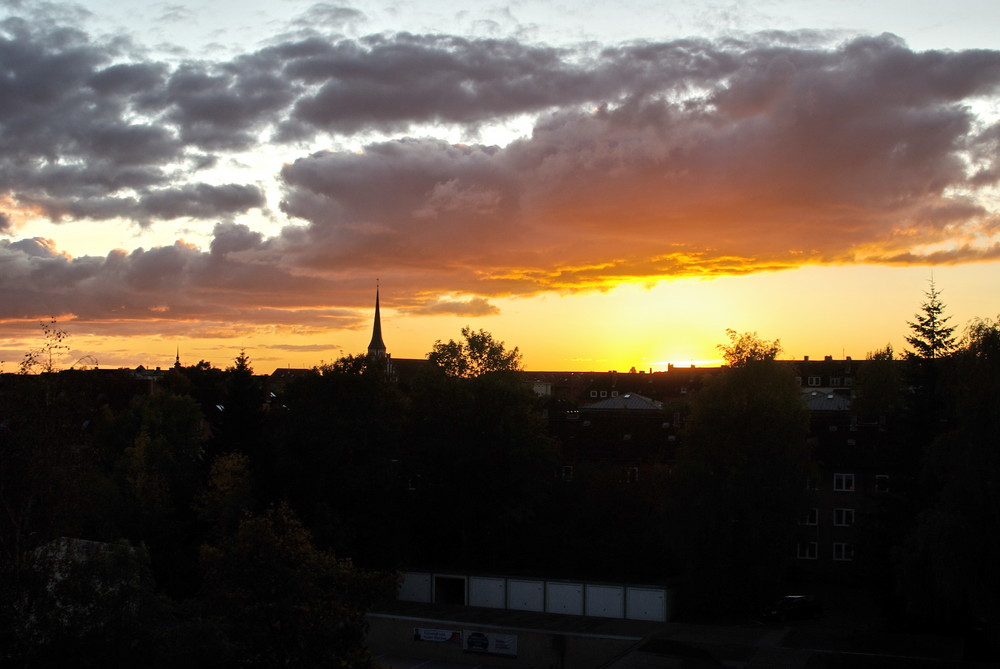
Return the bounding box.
[1,263,997,375]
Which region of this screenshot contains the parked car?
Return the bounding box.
[760,595,822,623]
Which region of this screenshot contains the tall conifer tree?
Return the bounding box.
[905,279,956,360]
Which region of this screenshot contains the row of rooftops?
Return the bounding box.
[72,354,871,403]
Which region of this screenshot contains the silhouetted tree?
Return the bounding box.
[898,317,1000,646]
[320,352,390,376]
[5,539,169,667]
[194,452,254,540]
[404,369,556,570]
[217,349,266,458]
[268,357,407,566]
[670,332,812,614]
[902,280,958,479]
[428,326,522,377]
[18,318,69,374]
[196,503,395,668]
[227,348,253,375]
[853,344,903,421]
[905,279,956,360]
[717,328,780,367]
[96,392,208,596]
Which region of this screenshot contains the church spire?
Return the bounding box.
[367,283,387,358]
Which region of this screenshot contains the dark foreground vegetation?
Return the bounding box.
[1,290,998,665]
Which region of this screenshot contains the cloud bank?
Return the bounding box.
[2,5,999,338]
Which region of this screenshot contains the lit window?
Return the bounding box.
[834,473,855,492]
[834,508,855,526]
[875,474,890,493]
[801,508,819,525]
[833,543,854,561]
[797,542,818,560]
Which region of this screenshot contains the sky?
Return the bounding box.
[1,0,999,373]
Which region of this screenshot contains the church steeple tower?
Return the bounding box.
[367,283,387,358]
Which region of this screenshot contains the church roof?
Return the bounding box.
[367,287,387,356]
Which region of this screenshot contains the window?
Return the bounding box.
[797,542,818,560]
[829,377,841,387]
[611,390,619,397]
[829,425,838,432]
[620,466,639,483]
[561,465,574,482]
[801,508,819,526]
[833,543,854,561]
[805,477,818,491]
[834,473,855,492]
[600,390,608,397]
[875,474,890,493]
[808,376,822,387]
[589,390,597,398]
[834,508,855,526]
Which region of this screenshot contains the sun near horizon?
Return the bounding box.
[7,262,996,375]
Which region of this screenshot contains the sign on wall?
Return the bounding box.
[463,630,518,657]
[413,628,462,645]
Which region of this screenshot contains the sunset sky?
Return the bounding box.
[2,0,999,373]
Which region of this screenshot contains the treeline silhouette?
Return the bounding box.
[1,307,998,664]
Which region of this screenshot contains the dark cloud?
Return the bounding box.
[276,34,1000,295]
[137,183,266,221]
[158,60,299,151]
[403,297,501,317]
[87,62,168,96]
[1,6,999,336]
[283,34,598,133]
[262,343,341,352]
[0,16,265,227]
[210,222,264,256]
[0,233,340,325]
[18,183,265,225]
[291,4,366,32]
